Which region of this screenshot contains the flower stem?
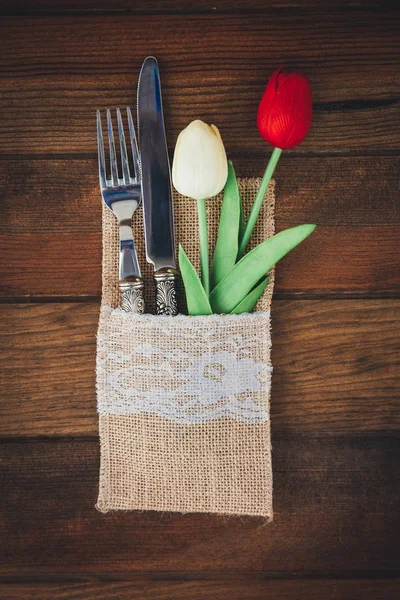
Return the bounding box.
[238,147,282,258]
[197,198,210,296]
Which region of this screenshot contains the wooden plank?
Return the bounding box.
[0,436,399,573]
[0,12,399,155]
[0,578,399,600]
[271,299,400,434]
[0,299,398,436]
[0,0,394,15]
[0,303,97,436]
[273,224,399,295]
[0,233,102,297]
[0,226,398,297]
[0,157,399,297]
[1,156,399,233]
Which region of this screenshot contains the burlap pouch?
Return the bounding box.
[96,179,275,517]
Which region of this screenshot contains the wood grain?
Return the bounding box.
[0,302,96,436]
[0,578,399,600]
[0,300,398,437]
[1,156,399,234]
[0,3,399,596]
[1,436,399,574]
[0,157,399,298]
[1,0,396,15]
[1,227,398,297]
[0,11,399,155]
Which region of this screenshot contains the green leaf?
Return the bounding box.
[178,244,213,316]
[238,190,245,242]
[210,160,241,289]
[210,224,316,314]
[230,276,269,314]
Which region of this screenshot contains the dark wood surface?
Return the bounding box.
[2,437,399,573]
[1,300,399,436]
[0,2,399,599]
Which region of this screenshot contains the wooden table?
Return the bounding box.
[0,1,399,598]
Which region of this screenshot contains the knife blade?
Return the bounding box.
[137,56,178,316]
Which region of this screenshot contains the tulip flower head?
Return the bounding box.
[176,73,316,315]
[172,120,228,200]
[257,67,312,150]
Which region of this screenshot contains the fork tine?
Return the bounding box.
[106,108,119,187]
[96,110,107,188]
[116,108,131,185]
[127,107,141,183]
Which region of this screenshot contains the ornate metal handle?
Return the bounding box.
[154,269,178,316]
[119,278,145,313]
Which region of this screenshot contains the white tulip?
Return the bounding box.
[172,120,228,200]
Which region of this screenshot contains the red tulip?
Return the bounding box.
[257,67,312,150]
[238,67,313,257]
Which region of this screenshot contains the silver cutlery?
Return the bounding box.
[97,107,145,313]
[137,57,178,316]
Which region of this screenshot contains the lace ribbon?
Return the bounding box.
[97,308,272,424]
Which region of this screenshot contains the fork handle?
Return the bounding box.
[154,269,178,316]
[119,278,145,313]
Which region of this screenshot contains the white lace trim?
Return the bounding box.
[97,308,272,424]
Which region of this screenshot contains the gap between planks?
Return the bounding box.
[0,570,399,583]
[0,291,400,304]
[1,150,400,161]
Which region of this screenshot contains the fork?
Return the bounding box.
[97,107,145,313]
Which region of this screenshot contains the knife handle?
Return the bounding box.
[119,277,145,313]
[154,269,178,316]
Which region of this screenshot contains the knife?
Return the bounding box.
[137,56,178,316]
